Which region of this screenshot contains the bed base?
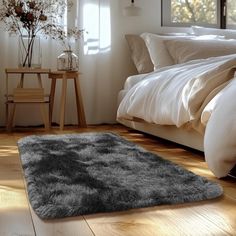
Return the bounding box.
[118,118,204,152]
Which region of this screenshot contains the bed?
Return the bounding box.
[117,27,236,178]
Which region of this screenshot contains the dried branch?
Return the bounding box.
[0,0,83,67]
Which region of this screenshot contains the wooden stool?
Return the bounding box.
[48,71,87,130]
[5,68,50,132]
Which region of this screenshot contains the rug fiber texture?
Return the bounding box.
[17,132,223,219]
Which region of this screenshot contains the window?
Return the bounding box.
[162,0,236,29]
[227,0,236,28]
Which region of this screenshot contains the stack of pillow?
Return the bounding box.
[126,26,236,74]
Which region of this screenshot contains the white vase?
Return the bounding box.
[18,35,42,68]
[57,50,79,71]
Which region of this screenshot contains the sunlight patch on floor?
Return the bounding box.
[0,146,18,157]
[0,187,28,209]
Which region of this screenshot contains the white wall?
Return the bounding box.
[0,0,191,127]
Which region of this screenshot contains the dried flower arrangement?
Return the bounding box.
[57,27,84,71]
[62,27,84,51]
[0,0,83,67]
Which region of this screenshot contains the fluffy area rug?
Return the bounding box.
[17,132,223,219]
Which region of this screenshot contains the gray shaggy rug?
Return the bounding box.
[17,132,223,219]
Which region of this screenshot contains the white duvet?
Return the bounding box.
[117,54,236,177]
[118,55,236,127]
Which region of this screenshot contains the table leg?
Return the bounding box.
[37,73,49,130]
[5,102,8,128]
[40,103,50,131]
[9,73,25,130]
[49,79,56,126]
[7,104,16,132]
[37,73,43,88]
[5,73,9,127]
[18,73,24,88]
[74,77,87,127]
[60,74,67,130]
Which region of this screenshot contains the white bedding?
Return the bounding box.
[204,79,236,177]
[117,54,236,177]
[118,55,236,129]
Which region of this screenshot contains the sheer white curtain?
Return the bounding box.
[0,0,127,126]
[77,0,123,124]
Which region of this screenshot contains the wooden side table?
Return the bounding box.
[5,68,51,131]
[48,71,87,130]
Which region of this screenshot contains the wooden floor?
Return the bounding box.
[0,124,235,236]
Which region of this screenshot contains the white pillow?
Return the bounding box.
[192,26,236,39]
[140,33,193,70]
[204,79,236,178]
[165,38,236,64]
[125,35,154,73]
[141,33,223,70]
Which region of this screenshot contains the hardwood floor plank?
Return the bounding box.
[188,196,236,235]
[29,207,94,236]
[84,202,228,236]
[0,208,35,236]
[0,144,35,236]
